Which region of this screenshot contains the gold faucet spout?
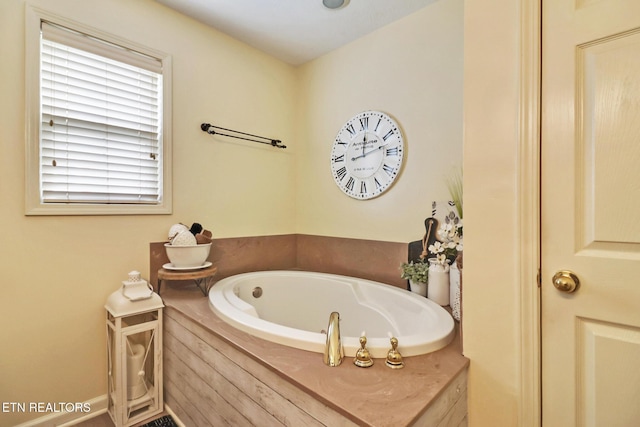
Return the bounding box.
[323,312,344,366]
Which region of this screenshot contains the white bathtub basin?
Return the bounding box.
[208,270,455,358]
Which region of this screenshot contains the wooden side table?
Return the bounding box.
[157,265,218,296]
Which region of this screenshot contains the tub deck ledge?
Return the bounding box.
[161,285,469,426]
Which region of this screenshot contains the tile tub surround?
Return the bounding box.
[150,234,408,292]
[295,234,409,288]
[150,234,297,292]
[162,286,469,426]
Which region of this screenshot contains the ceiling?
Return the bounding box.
[154,0,439,65]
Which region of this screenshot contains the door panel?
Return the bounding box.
[577,30,640,252]
[541,0,640,425]
[576,319,640,426]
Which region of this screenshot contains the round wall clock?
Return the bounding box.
[330,110,404,199]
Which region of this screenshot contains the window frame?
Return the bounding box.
[25,5,172,215]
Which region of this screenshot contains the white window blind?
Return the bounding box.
[40,21,163,205]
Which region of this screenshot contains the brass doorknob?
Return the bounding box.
[552,270,580,293]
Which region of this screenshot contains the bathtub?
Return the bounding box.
[208,270,455,358]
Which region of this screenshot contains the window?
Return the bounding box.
[26,7,172,215]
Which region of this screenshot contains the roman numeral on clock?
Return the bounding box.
[386,147,399,156]
[346,124,356,137]
[346,177,355,191]
[383,164,396,176]
[332,154,345,163]
[359,117,368,131]
[336,166,347,180]
[383,129,396,141]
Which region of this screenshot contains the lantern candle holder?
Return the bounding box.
[105,271,164,426]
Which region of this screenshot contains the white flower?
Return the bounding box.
[429,218,463,265]
[428,241,445,255]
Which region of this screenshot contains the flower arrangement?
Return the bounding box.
[446,167,463,219]
[399,260,429,284]
[429,211,463,265]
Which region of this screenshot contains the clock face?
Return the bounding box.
[330,111,404,199]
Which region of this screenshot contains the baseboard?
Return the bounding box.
[12,395,107,427]
[164,405,185,427]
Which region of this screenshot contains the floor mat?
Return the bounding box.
[138,415,178,427]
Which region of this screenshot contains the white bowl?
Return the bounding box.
[164,243,211,268]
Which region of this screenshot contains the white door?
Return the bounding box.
[541,0,640,426]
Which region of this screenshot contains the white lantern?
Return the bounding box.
[105,271,164,426]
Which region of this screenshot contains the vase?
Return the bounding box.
[409,280,427,297]
[449,262,461,321]
[427,258,450,306]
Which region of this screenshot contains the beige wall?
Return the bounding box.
[0,0,296,425]
[0,0,473,425]
[296,0,464,242]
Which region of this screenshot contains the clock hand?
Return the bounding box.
[362,133,367,157]
[351,133,368,161]
[351,142,390,161]
[360,143,390,159]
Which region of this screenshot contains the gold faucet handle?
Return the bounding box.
[354,335,374,368]
[385,337,405,369]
